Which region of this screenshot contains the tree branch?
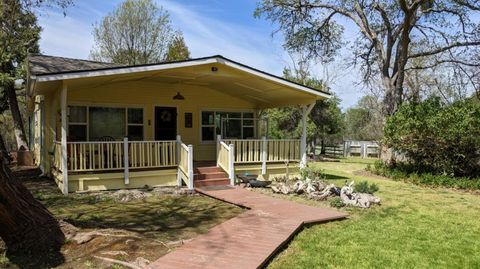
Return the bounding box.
[409,41,480,58]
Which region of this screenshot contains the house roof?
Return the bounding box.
[28,54,123,76]
[28,54,331,98]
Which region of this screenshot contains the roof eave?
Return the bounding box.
[32,56,331,99]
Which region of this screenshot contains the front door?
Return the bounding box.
[155,107,177,140]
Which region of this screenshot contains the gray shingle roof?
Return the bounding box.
[28,54,123,76]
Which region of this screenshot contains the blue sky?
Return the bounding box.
[37,0,364,109]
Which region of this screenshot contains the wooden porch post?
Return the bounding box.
[123,136,129,185]
[176,135,182,187]
[261,136,267,175]
[187,144,194,189]
[228,144,235,185]
[216,134,221,167]
[60,83,68,195]
[300,103,315,168]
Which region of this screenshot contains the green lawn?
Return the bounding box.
[267,159,480,269]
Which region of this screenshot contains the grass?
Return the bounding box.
[1,171,244,268]
[266,159,480,269]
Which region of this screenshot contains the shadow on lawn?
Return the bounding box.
[323,173,349,181]
[62,196,236,241]
[21,174,243,242]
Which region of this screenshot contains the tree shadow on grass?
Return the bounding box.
[323,173,349,181]
[61,195,243,242]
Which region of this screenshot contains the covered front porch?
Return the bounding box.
[51,134,303,193]
[28,55,329,194]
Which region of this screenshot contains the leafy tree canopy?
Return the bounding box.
[165,31,191,62]
[91,0,189,65]
[256,0,480,115]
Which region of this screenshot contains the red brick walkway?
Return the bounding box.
[147,187,347,269]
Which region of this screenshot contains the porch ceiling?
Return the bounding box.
[31,56,330,108]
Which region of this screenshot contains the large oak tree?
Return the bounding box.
[256,0,480,115]
[0,0,71,263]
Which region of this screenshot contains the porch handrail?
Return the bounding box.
[177,136,194,189]
[216,137,235,185]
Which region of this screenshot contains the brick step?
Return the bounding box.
[194,166,224,174]
[194,178,230,187]
[194,172,228,180]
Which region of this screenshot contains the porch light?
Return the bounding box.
[173,92,185,100]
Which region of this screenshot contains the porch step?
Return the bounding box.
[194,178,230,187]
[193,165,230,187]
[194,166,224,174]
[194,172,227,180]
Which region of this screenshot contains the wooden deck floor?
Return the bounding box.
[147,186,347,269]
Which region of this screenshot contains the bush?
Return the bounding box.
[367,160,480,190]
[300,165,324,181]
[354,181,379,194]
[329,197,345,208]
[384,97,480,177]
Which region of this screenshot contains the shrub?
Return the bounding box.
[329,197,345,208]
[368,160,480,190]
[384,97,480,177]
[300,165,324,181]
[354,181,379,194]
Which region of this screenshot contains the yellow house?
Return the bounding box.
[27,54,330,194]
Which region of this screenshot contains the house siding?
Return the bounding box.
[33,80,258,175]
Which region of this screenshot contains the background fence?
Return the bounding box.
[318,140,380,158]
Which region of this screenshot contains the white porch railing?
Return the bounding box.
[216,139,235,185]
[223,138,301,163]
[177,136,194,189]
[61,140,177,172]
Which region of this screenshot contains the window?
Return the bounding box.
[89,107,125,140]
[68,106,87,141]
[127,108,143,140]
[201,111,255,141]
[68,106,144,141]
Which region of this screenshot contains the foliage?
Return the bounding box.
[255,0,480,115]
[164,31,191,61]
[264,65,343,149]
[384,97,480,176]
[344,95,384,141]
[0,0,43,150]
[299,165,324,181]
[329,197,345,208]
[91,0,185,65]
[367,160,480,190]
[353,181,379,194]
[267,160,480,269]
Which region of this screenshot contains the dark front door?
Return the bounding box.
[155,107,177,140]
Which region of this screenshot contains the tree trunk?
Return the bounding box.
[0,150,64,257]
[320,138,326,155]
[0,133,10,164]
[5,82,29,151]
